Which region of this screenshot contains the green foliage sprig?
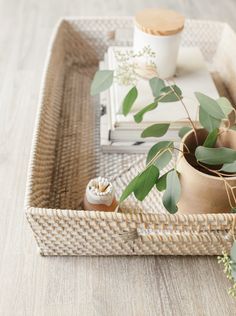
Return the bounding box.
[90,53,236,214]
[114,46,156,86]
[218,241,236,297]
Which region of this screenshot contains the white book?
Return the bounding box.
[100,59,157,153]
[108,46,219,129]
[100,74,180,153]
[109,128,180,142]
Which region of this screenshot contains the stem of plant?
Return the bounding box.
[145,146,172,169]
[156,90,174,103]
[166,80,199,145]
[145,145,191,170]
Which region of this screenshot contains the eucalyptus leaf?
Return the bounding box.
[178,127,192,139]
[122,86,138,116]
[90,70,114,96]
[199,107,221,132]
[162,170,181,214]
[149,77,165,98]
[195,146,236,165]
[232,208,236,213]
[203,128,218,148]
[119,175,139,202]
[134,165,159,201]
[156,169,174,192]
[217,97,233,116]
[158,85,182,102]
[146,141,173,170]
[154,150,172,172]
[156,173,168,192]
[230,240,236,262]
[220,161,236,173]
[195,92,225,119]
[147,141,173,163]
[134,102,158,123]
[141,123,170,138]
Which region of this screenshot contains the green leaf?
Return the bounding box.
[162,170,181,214]
[141,123,170,138]
[90,70,114,96]
[134,165,159,201]
[156,170,174,192]
[203,128,218,148]
[195,146,236,165]
[134,102,158,123]
[158,85,182,102]
[149,77,165,98]
[231,208,236,213]
[199,107,221,132]
[156,174,168,192]
[122,86,138,116]
[119,175,139,202]
[146,141,173,170]
[230,241,236,262]
[217,97,233,116]
[195,92,225,119]
[230,125,236,131]
[154,151,173,170]
[220,161,236,173]
[178,127,192,139]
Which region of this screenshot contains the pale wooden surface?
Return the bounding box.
[1,0,236,315]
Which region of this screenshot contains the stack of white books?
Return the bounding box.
[100,46,219,153]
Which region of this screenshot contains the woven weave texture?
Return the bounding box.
[25,17,236,256]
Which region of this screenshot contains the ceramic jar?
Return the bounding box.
[83,177,118,212]
[133,8,185,79]
[177,129,236,214]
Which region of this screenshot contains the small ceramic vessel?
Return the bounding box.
[83,177,118,212]
[177,129,236,214]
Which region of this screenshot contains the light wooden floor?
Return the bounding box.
[1,0,236,315]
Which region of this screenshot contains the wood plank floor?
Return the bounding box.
[1,0,236,315]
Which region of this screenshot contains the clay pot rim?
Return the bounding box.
[179,128,236,181]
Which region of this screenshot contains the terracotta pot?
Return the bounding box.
[177,128,236,214]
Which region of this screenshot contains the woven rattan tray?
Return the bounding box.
[25,17,236,256]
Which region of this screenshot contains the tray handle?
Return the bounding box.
[119,223,236,243]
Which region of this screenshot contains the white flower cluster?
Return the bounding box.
[114,45,157,85]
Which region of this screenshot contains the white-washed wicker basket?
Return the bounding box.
[25,17,236,256]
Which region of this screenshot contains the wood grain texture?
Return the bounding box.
[1,0,236,315]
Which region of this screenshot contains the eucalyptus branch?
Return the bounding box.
[182,142,191,154]
[155,90,173,102]
[145,142,190,168]
[166,80,199,145]
[145,146,172,169]
[218,171,236,177]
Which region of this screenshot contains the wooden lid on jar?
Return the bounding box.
[135,8,185,36]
